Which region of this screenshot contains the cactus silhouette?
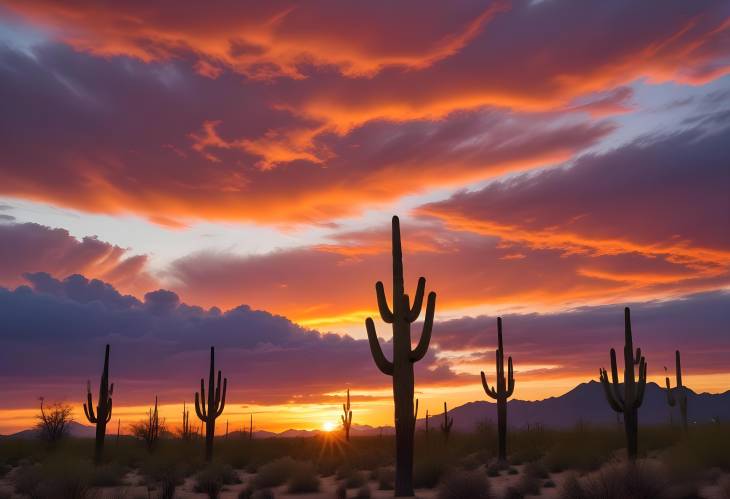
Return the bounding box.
[142,396,160,451]
[425,409,429,436]
[83,344,114,464]
[195,346,227,461]
[440,402,453,440]
[342,389,353,441]
[249,413,253,440]
[181,402,193,440]
[481,318,515,462]
[665,350,688,432]
[366,215,437,497]
[599,307,647,460]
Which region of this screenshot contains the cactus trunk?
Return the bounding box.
[83,344,114,465]
[366,216,436,497]
[481,318,515,462]
[195,346,227,462]
[599,308,647,461]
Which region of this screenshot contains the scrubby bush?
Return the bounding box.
[254,457,300,488]
[508,467,519,475]
[559,462,669,499]
[523,461,549,479]
[374,466,394,490]
[194,462,240,498]
[354,484,371,498]
[286,461,320,493]
[89,462,127,486]
[414,454,450,489]
[502,488,524,499]
[518,473,541,496]
[336,482,348,499]
[436,469,492,499]
[337,466,367,489]
[14,458,93,499]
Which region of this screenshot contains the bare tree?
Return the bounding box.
[130,396,166,451]
[36,397,73,445]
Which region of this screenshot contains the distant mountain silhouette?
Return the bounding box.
[417,381,730,432]
[3,381,727,439]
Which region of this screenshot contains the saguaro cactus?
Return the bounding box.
[440,402,453,440]
[425,409,430,436]
[249,413,253,440]
[665,350,688,432]
[142,396,161,451]
[481,318,515,462]
[366,215,437,497]
[342,389,353,441]
[195,346,227,461]
[83,344,114,464]
[599,307,647,460]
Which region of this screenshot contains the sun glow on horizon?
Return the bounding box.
[322,421,336,432]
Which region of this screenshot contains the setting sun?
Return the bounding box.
[322,421,336,432]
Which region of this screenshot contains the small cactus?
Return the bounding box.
[440,402,453,440]
[599,307,647,460]
[83,344,114,464]
[194,346,227,461]
[665,350,688,432]
[181,402,193,440]
[141,396,161,451]
[481,318,515,462]
[342,388,353,441]
[249,413,254,440]
[365,216,437,497]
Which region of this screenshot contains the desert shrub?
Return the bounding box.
[337,466,367,489]
[662,424,730,482]
[335,482,347,499]
[437,469,492,499]
[354,484,371,498]
[523,461,549,479]
[139,454,187,492]
[518,473,541,496]
[251,490,275,499]
[414,454,450,489]
[508,467,519,475]
[89,462,127,486]
[375,466,394,490]
[719,477,730,499]
[544,479,556,488]
[254,457,300,488]
[194,462,240,497]
[286,461,320,493]
[559,473,586,499]
[569,462,668,499]
[0,462,10,478]
[460,452,484,470]
[502,488,524,499]
[14,458,93,499]
[486,461,503,477]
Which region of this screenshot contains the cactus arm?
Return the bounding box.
[195,390,206,420]
[634,359,647,409]
[105,399,113,423]
[506,357,515,398]
[216,378,227,417]
[600,368,624,412]
[410,291,436,361]
[608,348,625,406]
[84,402,97,423]
[375,281,394,323]
[85,386,97,422]
[414,398,419,422]
[365,318,394,375]
[407,277,426,322]
[634,348,642,364]
[481,371,498,399]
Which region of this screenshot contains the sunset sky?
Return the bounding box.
[0,0,729,434]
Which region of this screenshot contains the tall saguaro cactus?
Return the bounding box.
[83,344,114,464]
[342,389,353,441]
[666,350,688,432]
[195,346,227,462]
[366,215,437,497]
[481,318,515,462]
[599,307,647,460]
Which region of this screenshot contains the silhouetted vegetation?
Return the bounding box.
[481,317,515,462]
[365,215,437,496]
[82,344,113,464]
[599,307,647,460]
[195,346,228,462]
[665,350,689,432]
[36,398,73,445]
